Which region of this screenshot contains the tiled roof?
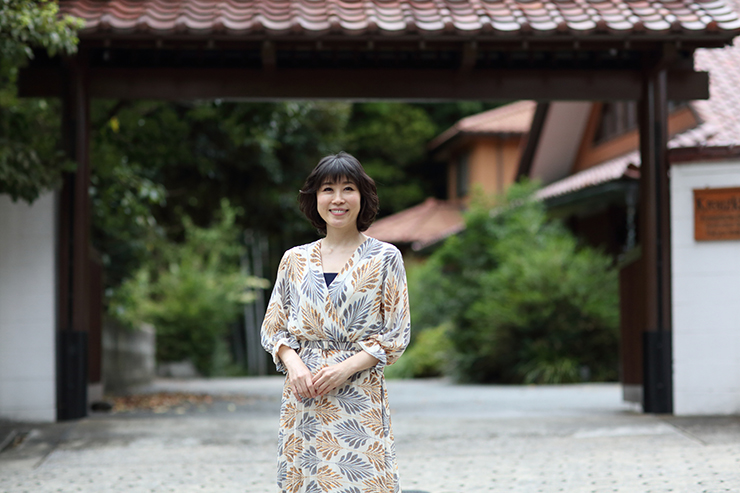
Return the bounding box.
[59,0,740,38]
[535,153,639,201]
[691,22,740,145]
[366,197,464,251]
[430,100,535,151]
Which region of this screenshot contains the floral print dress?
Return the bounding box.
[261,237,411,493]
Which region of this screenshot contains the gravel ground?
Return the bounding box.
[1,377,739,493]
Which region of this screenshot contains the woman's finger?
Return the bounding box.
[313,368,342,396]
[293,375,317,400]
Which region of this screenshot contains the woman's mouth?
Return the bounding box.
[330,209,348,216]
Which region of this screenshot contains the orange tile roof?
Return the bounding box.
[430,100,536,150]
[60,1,740,38]
[366,197,464,251]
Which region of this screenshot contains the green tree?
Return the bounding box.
[0,0,83,202]
[111,200,267,375]
[414,182,619,383]
[344,103,438,214]
[90,99,350,291]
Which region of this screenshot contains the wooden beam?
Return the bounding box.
[261,41,276,72]
[517,102,549,179]
[459,41,477,73]
[19,66,709,102]
[638,64,673,414]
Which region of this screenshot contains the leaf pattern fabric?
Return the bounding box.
[261,237,411,493]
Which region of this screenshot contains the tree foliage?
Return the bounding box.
[0,0,83,202]
[344,103,437,213]
[90,100,350,290]
[413,182,620,383]
[111,200,267,376]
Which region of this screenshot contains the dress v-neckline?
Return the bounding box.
[312,237,374,318]
[317,236,372,276]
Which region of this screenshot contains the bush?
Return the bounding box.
[385,323,452,379]
[111,200,267,376]
[413,182,619,384]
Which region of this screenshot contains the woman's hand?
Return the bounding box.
[277,346,317,401]
[313,363,353,396]
[313,351,380,396]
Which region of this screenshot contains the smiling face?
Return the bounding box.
[316,177,362,233]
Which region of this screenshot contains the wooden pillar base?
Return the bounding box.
[643,331,672,413]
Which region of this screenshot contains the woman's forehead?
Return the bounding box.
[321,176,356,185]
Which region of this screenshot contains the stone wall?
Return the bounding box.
[102,318,155,393]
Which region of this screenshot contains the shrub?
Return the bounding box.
[413,182,619,384]
[111,200,267,376]
[385,323,452,379]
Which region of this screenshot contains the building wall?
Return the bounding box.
[0,192,57,421]
[670,160,740,415]
[447,137,523,202]
[468,137,522,197]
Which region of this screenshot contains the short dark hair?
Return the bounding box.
[299,152,379,234]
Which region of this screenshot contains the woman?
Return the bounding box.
[261,151,411,493]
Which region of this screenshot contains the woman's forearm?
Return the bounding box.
[340,350,380,374]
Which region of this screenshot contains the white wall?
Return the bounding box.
[0,192,57,421]
[671,161,740,415]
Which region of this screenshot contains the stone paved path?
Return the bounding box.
[1,377,739,493]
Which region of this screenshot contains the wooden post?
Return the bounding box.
[57,51,92,420]
[638,59,673,414]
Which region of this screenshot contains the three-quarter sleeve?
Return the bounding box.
[359,248,411,368]
[261,250,299,373]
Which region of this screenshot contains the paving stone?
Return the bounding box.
[0,378,739,492]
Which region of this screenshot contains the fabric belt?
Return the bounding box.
[299,339,360,351]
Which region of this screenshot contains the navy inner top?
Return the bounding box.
[323,272,338,286]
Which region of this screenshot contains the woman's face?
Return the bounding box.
[317,177,362,233]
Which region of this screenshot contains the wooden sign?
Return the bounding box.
[693,187,740,241]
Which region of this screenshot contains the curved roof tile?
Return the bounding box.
[58,0,740,38]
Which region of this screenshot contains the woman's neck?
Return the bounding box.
[322,228,366,250]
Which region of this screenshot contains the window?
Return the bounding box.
[456,153,470,199]
[593,102,638,144]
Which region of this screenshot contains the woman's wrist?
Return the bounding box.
[277,346,303,371]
